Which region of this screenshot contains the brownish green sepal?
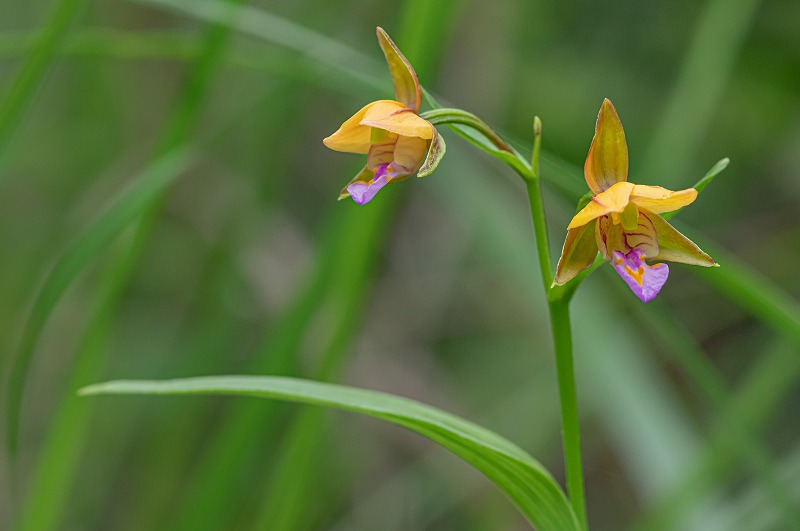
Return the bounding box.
[418,129,446,178]
[376,27,421,112]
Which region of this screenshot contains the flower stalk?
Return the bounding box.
[420,108,514,154]
[547,296,587,530]
[418,109,590,529]
[526,118,588,529]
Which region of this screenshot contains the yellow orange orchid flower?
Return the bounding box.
[554,99,716,302]
[323,28,444,204]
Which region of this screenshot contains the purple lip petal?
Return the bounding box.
[612,249,669,302]
[347,164,390,205]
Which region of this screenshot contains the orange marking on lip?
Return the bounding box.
[625,265,645,286]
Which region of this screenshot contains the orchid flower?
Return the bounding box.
[554,99,716,302]
[323,28,445,205]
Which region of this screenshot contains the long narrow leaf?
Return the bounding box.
[80,376,581,531]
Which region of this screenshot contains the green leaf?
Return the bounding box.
[80,376,581,531]
[692,157,729,194]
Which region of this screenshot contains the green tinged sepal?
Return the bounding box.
[553,223,599,286]
[649,212,717,267]
[418,131,446,177]
[376,27,421,112]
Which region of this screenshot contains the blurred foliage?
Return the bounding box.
[1,0,799,529]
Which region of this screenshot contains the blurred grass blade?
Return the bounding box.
[633,339,800,530]
[80,376,582,531]
[0,29,376,99]
[679,225,800,345]
[0,0,88,174]
[641,0,762,178]
[627,301,799,525]
[252,7,461,527]
[14,0,244,525]
[6,147,193,456]
[133,0,385,92]
[166,201,399,531]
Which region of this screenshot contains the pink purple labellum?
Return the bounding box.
[611,249,669,302]
[347,163,390,205]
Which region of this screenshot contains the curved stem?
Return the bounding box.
[420,108,515,154]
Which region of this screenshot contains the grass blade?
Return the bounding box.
[640,0,763,178]
[0,0,88,174]
[251,5,461,528]
[132,0,385,93]
[6,147,193,457]
[11,0,242,526]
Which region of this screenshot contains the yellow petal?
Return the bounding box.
[625,212,659,258]
[361,107,433,139]
[595,215,628,260]
[596,211,659,260]
[323,100,406,154]
[645,209,716,266]
[554,222,599,285]
[376,27,421,112]
[391,134,428,174]
[366,132,399,170]
[612,201,639,231]
[631,185,697,214]
[568,181,634,229]
[584,98,628,194]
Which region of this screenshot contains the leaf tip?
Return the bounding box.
[77,384,99,396]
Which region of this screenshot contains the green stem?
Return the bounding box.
[421,108,515,154]
[526,181,553,289]
[525,117,553,291]
[412,104,591,528]
[548,298,587,530]
[523,118,587,529]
